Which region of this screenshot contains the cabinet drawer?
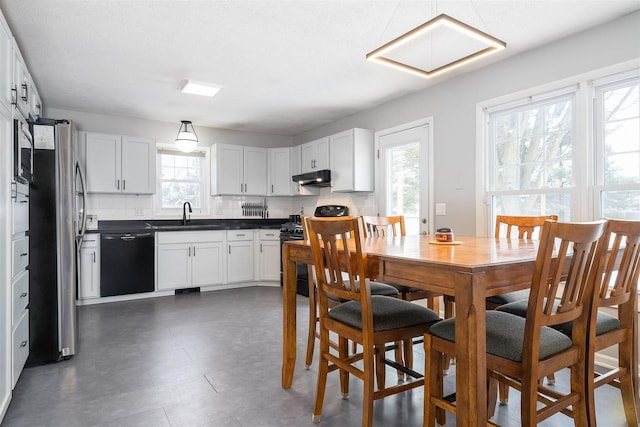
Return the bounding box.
[157,230,225,245]
[12,185,29,236]
[12,310,29,388]
[259,229,280,240]
[227,230,254,241]
[82,234,100,248]
[12,271,29,326]
[12,236,29,277]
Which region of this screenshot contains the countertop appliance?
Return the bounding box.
[27,118,85,365]
[100,233,155,297]
[279,206,350,296]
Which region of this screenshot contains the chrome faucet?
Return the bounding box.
[182,201,192,225]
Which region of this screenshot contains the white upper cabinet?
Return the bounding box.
[29,75,42,120]
[268,147,291,196]
[12,41,29,117]
[0,16,12,111]
[330,128,374,192]
[211,144,267,196]
[83,132,156,194]
[300,137,329,174]
[290,145,318,196]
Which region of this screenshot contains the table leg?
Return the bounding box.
[454,271,488,426]
[282,246,297,388]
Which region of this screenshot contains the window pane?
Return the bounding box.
[601,190,640,220]
[605,84,640,121]
[492,193,570,222]
[161,182,201,209]
[492,96,574,192]
[386,142,420,234]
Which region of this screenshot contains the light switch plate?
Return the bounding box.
[435,203,446,216]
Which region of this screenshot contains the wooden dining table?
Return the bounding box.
[281,234,541,426]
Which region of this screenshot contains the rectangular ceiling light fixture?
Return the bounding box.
[366,14,506,79]
[180,80,222,97]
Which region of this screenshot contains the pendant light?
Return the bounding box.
[174,120,198,153]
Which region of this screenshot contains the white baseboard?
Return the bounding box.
[0,390,11,425]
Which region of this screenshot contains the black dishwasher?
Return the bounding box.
[100,232,155,297]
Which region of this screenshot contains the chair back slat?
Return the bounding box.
[526,220,607,338]
[495,215,559,239]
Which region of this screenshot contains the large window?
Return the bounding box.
[594,73,640,220]
[482,68,640,235]
[156,148,208,213]
[488,92,574,223]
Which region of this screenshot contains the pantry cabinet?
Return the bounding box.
[330,128,374,192]
[300,137,329,174]
[79,235,100,300]
[227,230,254,283]
[156,231,225,291]
[82,132,156,194]
[211,144,267,196]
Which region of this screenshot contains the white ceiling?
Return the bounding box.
[1,1,639,136]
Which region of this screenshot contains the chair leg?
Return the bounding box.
[305,284,317,368]
[487,373,498,419]
[519,375,539,426]
[312,325,330,423]
[424,334,446,427]
[395,340,405,380]
[616,335,639,426]
[443,296,455,374]
[339,336,350,399]
[569,365,589,427]
[403,338,413,372]
[375,344,387,390]
[498,381,509,405]
[363,342,376,427]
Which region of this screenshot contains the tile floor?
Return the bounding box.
[1,286,631,426]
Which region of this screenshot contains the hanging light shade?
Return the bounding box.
[174,120,198,153]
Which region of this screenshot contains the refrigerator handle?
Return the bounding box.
[75,161,88,244]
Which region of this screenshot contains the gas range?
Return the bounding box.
[280,214,303,240]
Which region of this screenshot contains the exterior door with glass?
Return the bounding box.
[376,120,432,235]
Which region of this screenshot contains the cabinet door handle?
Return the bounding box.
[188,247,191,257]
[240,183,243,192]
[20,252,28,257]
[236,234,245,237]
[19,200,28,204]
[260,243,263,252]
[20,292,27,298]
[20,340,27,348]
[21,83,28,102]
[93,252,96,263]
[228,245,231,254]
[271,184,274,193]
[116,179,120,190]
[123,180,126,191]
[193,246,196,256]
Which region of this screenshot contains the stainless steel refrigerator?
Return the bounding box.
[27,118,86,365]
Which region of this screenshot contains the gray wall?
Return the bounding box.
[294,11,640,235]
[44,107,293,149]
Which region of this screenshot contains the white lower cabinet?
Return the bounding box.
[12,310,28,388]
[156,231,225,291]
[258,229,280,281]
[79,235,100,299]
[227,230,254,283]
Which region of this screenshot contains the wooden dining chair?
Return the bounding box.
[308,217,440,427]
[424,220,607,426]
[362,215,443,373]
[497,218,640,425]
[302,216,399,369]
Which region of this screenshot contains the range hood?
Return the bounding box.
[292,169,331,187]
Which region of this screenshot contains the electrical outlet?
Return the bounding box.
[134,207,144,216]
[435,203,446,216]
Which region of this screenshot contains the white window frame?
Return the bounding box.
[153,144,210,217]
[476,61,640,236]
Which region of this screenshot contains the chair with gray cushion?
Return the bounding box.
[424,219,607,426]
[308,217,440,427]
[497,218,640,425]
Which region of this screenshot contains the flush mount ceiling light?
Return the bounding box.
[366,13,506,79]
[180,80,222,97]
[174,120,198,153]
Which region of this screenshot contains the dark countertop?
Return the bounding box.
[86,218,288,234]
